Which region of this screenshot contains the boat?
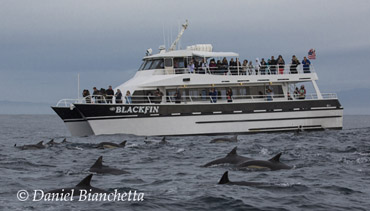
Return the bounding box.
[52,20,343,137]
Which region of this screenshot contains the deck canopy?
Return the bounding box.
[144,50,239,59]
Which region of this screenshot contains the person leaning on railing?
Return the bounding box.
[115,89,122,104]
[82,89,91,103]
[106,85,114,104]
[302,56,311,73]
[277,55,285,74]
[92,87,100,103]
[260,58,267,75]
[125,90,132,104]
[269,56,277,74]
[290,55,300,74]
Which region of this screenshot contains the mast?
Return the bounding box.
[169,20,189,51]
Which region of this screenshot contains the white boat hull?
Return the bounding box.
[65,121,94,137]
[86,109,343,136]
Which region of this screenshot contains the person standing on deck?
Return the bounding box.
[106,85,115,104]
[302,57,311,73]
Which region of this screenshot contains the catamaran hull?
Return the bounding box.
[68,99,343,136]
[84,109,342,136]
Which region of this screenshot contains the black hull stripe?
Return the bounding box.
[195,115,342,124]
[147,127,343,137]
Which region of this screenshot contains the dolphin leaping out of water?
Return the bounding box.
[96,141,127,149]
[218,171,266,187]
[210,135,238,143]
[89,156,129,175]
[46,174,108,195]
[237,152,292,170]
[203,147,253,167]
[15,141,45,150]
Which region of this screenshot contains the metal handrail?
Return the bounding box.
[55,92,337,107]
[154,64,315,76]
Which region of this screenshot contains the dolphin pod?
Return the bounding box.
[237,152,292,171]
[203,147,253,167]
[218,171,268,187]
[210,135,238,143]
[89,156,129,175]
[46,174,108,195]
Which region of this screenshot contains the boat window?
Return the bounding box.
[174,58,186,68]
[138,61,146,71]
[165,58,172,67]
[142,60,153,70]
[149,59,164,69]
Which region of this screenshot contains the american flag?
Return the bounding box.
[308,49,316,59]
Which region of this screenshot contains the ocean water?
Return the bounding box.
[0,114,370,211]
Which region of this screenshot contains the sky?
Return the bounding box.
[1,0,370,114]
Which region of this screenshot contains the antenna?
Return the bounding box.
[169,20,188,51]
[77,73,80,99]
[162,22,166,50]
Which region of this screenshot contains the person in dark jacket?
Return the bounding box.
[226,88,233,102]
[277,55,285,74]
[92,87,100,103]
[269,56,277,74]
[174,89,182,104]
[209,88,218,103]
[115,89,122,103]
[290,55,300,74]
[82,89,91,103]
[106,85,115,104]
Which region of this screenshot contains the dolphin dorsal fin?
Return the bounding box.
[91,156,103,168]
[161,136,166,142]
[76,174,93,187]
[48,139,54,144]
[62,138,67,143]
[227,147,238,157]
[37,141,43,146]
[120,140,127,146]
[218,171,230,184]
[269,152,282,162]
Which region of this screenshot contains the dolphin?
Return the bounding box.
[46,139,60,146]
[203,147,253,167]
[61,138,68,143]
[218,171,267,187]
[144,137,168,145]
[89,156,129,175]
[46,174,108,195]
[15,141,45,150]
[96,141,126,149]
[210,135,238,143]
[159,136,168,144]
[237,152,292,170]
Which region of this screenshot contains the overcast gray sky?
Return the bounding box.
[1,0,370,114]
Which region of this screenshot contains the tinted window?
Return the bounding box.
[138,61,145,71]
[150,59,164,69]
[165,59,172,67]
[143,60,153,70]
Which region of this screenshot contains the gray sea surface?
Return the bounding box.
[0,114,370,211]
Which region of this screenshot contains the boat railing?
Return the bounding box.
[60,93,335,105]
[55,95,108,107]
[55,92,337,106]
[155,64,315,76]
